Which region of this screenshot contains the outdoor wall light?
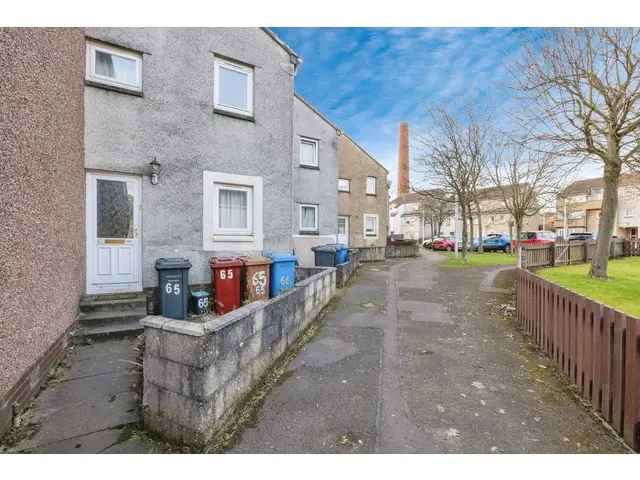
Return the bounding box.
[149,157,161,185]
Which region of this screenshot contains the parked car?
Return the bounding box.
[431,237,456,251]
[423,237,452,249]
[568,232,593,242]
[480,233,512,253]
[517,230,556,246]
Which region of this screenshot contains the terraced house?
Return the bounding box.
[556,174,640,240]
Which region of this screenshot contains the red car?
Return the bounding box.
[517,231,556,247]
[431,237,456,251]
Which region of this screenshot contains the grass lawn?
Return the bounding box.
[537,257,640,318]
[438,251,517,268]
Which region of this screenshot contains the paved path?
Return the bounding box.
[2,337,152,453]
[231,253,627,453]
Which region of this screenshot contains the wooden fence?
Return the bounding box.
[522,239,638,269]
[517,269,640,450]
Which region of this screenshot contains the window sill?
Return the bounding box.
[298,230,319,236]
[214,108,255,123]
[212,234,255,243]
[299,164,320,170]
[338,190,351,194]
[85,80,143,97]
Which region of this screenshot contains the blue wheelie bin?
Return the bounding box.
[331,244,349,264]
[266,252,298,298]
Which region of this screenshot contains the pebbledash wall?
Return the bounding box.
[292,95,339,267]
[84,28,298,288]
[0,28,85,435]
[142,266,335,446]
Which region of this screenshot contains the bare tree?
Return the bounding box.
[414,107,486,262]
[517,28,640,278]
[416,191,453,240]
[487,143,563,268]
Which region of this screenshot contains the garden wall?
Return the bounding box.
[141,266,335,447]
[517,268,640,451]
[335,249,360,288]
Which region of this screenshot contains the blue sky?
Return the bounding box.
[272,27,540,196]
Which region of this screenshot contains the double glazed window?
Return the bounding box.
[214,58,254,117]
[338,178,350,192]
[299,137,319,167]
[364,214,379,238]
[366,176,377,195]
[215,185,252,235]
[299,204,318,233]
[86,41,142,92]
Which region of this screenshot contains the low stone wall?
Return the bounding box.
[385,243,419,258]
[336,249,360,288]
[141,266,336,447]
[358,246,386,262]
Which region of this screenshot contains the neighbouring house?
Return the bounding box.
[292,94,339,266]
[83,28,300,310]
[556,174,640,240]
[337,133,390,252]
[0,28,85,436]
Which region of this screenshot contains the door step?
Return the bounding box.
[75,293,148,342]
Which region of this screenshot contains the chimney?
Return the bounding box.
[397,122,410,195]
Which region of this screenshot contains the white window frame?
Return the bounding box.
[299,204,319,233]
[366,176,377,195]
[85,40,143,92]
[299,137,319,168]
[364,213,379,238]
[203,171,263,251]
[214,184,253,236]
[338,178,351,192]
[214,57,254,117]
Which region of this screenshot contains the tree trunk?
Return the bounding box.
[475,200,484,253]
[468,209,475,253]
[590,160,621,278]
[516,221,523,269]
[461,202,469,262]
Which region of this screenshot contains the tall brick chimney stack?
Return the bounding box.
[397,122,410,195]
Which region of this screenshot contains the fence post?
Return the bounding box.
[550,242,555,267]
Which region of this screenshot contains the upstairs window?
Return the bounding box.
[338,178,351,192]
[366,176,377,195]
[86,40,142,92]
[214,58,254,117]
[299,137,319,168]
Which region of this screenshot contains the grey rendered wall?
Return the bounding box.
[292,97,338,236]
[84,28,295,287]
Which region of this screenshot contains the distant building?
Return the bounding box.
[556,174,640,240]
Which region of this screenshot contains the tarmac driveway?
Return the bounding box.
[230,252,627,453]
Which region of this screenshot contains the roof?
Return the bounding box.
[390,188,449,207]
[561,173,640,197]
[260,28,301,67]
[294,93,341,132]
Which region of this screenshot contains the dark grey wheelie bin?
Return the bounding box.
[155,257,192,320]
[311,244,339,267]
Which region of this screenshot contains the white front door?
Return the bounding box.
[86,172,142,294]
[337,216,349,246]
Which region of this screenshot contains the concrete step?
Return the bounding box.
[78,308,147,328]
[79,294,148,314]
[73,317,144,342]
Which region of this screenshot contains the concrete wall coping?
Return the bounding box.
[141,266,336,337]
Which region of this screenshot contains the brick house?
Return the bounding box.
[337,134,390,250]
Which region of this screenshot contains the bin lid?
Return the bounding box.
[311,245,339,252]
[191,290,209,298]
[266,252,298,263]
[327,243,347,250]
[209,256,243,268]
[240,256,272,266]
[155,257,192,270]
